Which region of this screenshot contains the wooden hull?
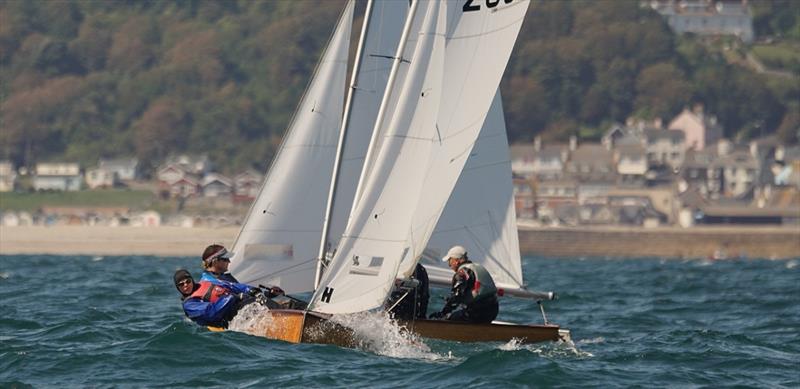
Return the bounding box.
[399,318,564,344]
[261,309,566,348]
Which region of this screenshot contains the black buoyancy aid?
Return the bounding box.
[458,262,497,303]
[189,281,230,303]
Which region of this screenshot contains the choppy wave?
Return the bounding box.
[1,255,798,387]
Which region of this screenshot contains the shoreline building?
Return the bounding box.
[649,0,754,43]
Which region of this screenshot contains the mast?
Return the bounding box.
[348,0,420,221]
[314,0,375,290]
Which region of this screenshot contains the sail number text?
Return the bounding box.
[463,0,514,12]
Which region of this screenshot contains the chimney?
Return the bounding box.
[717,139,732,156]
[569,135,577,152]
[534,136,541,152]
[692,103,705,117]
[749,141,758,159]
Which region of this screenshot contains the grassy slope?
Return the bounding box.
[0,190,156,212]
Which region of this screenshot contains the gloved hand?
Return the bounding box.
[268,286,285,297]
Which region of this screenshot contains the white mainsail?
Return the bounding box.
[418,91,525,293]
[311,0,530,314]
[228,1,354,294]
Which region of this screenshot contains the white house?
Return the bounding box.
[201,173,233,198]
[650,0,754,43]
[156,163,187,185]
[615,144,648,184]
[33,163,82,191]
[98,157,139,181]
[643,129,686,168]
[85,167,117,189]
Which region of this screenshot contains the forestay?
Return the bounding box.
[312,0,530,314]
[228,1,353,294]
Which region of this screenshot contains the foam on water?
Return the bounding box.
[4,255,799,387]
[577,336,605,345]
[227,303,275,336]
[227,305,451,361]
[496,336,594,358]
[329,311,451,361]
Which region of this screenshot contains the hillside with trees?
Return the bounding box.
[1,0,797,174]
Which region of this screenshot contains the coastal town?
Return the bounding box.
[0,0,797,260]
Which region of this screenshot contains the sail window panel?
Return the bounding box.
[348,255,384,276]
[243,244,294,261]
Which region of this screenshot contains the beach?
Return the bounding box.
[1,224,798,258]
[0,226,239,257]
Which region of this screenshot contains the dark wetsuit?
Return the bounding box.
[387,263,430,320]
[439,261,498,323]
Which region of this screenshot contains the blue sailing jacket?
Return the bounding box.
[200,270,240,284]
[182,280,253,328]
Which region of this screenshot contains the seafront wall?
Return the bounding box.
[1,225,798,259]
[518,225,800,259]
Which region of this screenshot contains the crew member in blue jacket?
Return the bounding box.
[198,244,285,297]
[174,269,257,328]
[199,244,240,284]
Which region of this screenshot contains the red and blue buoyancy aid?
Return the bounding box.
[188,281,231,303]
[182,281,240,328]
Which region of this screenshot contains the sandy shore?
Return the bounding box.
[2,224,798,258]
[0,226,239,257]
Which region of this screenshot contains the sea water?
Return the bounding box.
[1,255,798,388]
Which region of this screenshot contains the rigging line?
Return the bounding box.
[465,212,522,286]
[244,257,319,280]
[338,234,406,243]
[461,159,512,172]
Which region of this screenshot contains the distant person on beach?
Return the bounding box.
[386,263,430,320]
[430,245,499,323]
[174,269,264,328]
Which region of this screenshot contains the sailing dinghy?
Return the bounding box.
[228,0,569,347]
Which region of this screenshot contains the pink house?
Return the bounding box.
[668,105,723,151]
